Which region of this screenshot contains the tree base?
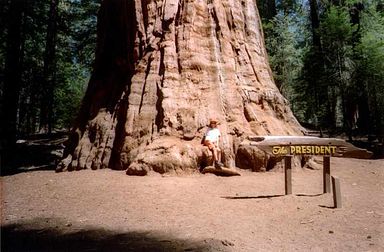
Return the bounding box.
[125,137,211,176]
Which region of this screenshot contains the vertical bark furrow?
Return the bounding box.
[108,93,129,169]
[138,53,154,113]
[244,44,261,84]
[155,81,165,133]
[174,0,183,74]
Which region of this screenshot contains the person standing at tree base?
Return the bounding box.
[203,118,224,168]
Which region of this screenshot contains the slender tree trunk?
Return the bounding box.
[58,0,303,175]
[258,0,277,20]
[309,0,321,52]
[1,0,24,165]
[40,0,58,134]
[308,0,334,129]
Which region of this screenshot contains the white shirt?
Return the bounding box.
[205,128,221,143]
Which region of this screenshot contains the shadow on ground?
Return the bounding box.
[222,193,324,200]
[1,219,232,252]
[222,195,284,200]
[295,193,323,197]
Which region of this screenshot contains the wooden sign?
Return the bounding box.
[239,135,372,198]
[242,136,372,159]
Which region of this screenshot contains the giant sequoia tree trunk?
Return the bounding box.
[58,0,303,175]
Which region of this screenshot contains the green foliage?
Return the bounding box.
[265,13,307,103]
[1,0,100,135]
[354,5,384,135]
[262,2,309,120]
[295,47,328,127]
[261,0,384,139]
[16,0,50,134]
[52,0,100,129]
[319,5,356,128]
[54,62,87,129]
[65,0,99,69]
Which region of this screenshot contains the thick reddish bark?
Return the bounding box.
[58,0,303,175]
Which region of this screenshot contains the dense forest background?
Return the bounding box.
[1,0,383,150]
[259,0,384,141]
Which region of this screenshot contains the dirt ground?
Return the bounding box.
[1,157,383,251]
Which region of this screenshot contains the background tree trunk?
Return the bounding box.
[1,0,24,164]
[257,0,277,21]
[40,0,58,133]
[58,0,303,175]
[309,0,321,49]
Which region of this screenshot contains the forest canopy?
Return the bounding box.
[258,0,384,140]
[1,0,100,140]
[1,0,383,147]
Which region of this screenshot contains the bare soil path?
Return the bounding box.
[1,158,383,251]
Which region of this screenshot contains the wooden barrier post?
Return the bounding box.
[332,176,342,208]
[323,156,331,193]
[285,156,292,195]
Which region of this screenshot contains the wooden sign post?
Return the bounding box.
[241,136,372,195]
[285,156,292,195]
